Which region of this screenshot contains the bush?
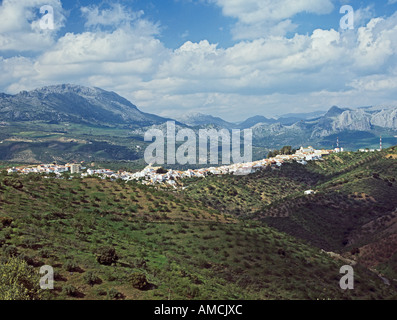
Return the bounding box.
[133,258,147,269]
[83,271,100,286]
[0,235,6,247]
[0,217,13,228]
[62,284,77,297]
[18,253,34,265]
[129,272,148,290]
[39,248,52,258]
[0,257,42,300]
[3,244,18,257]
[95,288,107,297]
[96,246,118,266]
[197,258,211,269]
[107,288,123,300]
[64,260,79,272]
[156,167,168,174]
[277,248,286,257]
[22,237,37,249]
[183,285,200,299]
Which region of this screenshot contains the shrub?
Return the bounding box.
[197,258,211,269]
[95,288,107,296]
[0,235,6,247]
[184,285,200,299]
[62,284,77,297]
[3,244,18,257]
[107,288,123,300]
[96,246,118,266]
[277,248,286,257]
[0,257,42,300]
[129,272,148,290]
[64,260,79,272]
[22,237,37,249]
[18,253,34,265]
[133,258,147,269]
[0,217,13,228]
[190,275,203,285]
[83,271,100,286]
[39,248,52,258]
[156,167,168,174]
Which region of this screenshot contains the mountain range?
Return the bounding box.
[178,105,397,134]
[2,84,397,133]
[176,106,397,150]
[0,84,169,127]
[0,84,396,163]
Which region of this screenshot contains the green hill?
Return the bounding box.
[184,147,397,283]
[0,168,395,299]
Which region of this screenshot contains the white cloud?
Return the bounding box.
[0,0,66,52]
[81,3,144,29]
[1,3,397,121]
[210,0,334,39]
[353,15,397,71]
[212,0,334,24]
[353,6,376,28]
[39,27,164,65]
[0,5,168,98]
[0,56,36,90]
[350,75,397,92]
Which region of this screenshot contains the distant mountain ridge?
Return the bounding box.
[279,110,327,120]
[238,115,277,129]
[175,112,236,129]
[0,84,169,127]
[323,106,349,118]
[177,106,397,138]
[1,84,396,152]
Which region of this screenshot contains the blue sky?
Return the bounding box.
[60,0,397,49]
[1,0,397,121]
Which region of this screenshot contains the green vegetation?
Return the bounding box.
[96,247,119,266]
[0,147,396,300]
[183,163,322,216]
[0,121,146,163]
[186,147,397,283]
[0,257,42,300]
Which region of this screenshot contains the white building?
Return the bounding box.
[69,164,81,174]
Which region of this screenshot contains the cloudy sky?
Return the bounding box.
[1,0,397,121]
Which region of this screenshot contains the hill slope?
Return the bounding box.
[0,84,168,127]
[176,112,237,129]
[0,170,395,299]
[184,146,397,282]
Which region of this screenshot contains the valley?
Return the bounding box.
[1,85,397,300]
[1,146,397,299]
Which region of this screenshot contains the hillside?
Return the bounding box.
[0,84,168,127]
[0,121,147,163]
[0,169,395,300]
[0,85,396,164]
[176,113,237,129]
[184,147,397,282]
[0,85,176,163]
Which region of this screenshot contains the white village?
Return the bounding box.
[5,144,358,188]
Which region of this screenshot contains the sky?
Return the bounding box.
[1,0,397,121]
